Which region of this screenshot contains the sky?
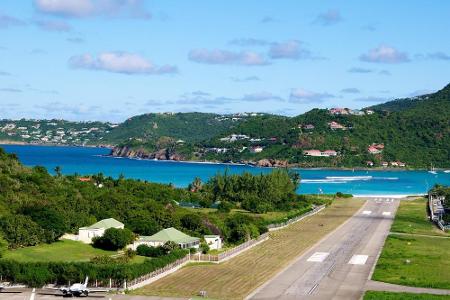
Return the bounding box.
[0,0,449,122]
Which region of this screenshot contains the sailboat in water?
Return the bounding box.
[428,163,437,175]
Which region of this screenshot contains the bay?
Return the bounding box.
[2,145,450,196]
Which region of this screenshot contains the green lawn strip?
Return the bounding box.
[364,291,450,299]
[373,235,450,289]
[2,239,117,262]
[391,198,449,236]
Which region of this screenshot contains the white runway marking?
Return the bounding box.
[307,252,329,262]
[382,211,391,216]
[30,288,36,300]
[362,210,372,215]
[348,255,368,265]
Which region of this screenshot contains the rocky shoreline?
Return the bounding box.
[109,146,290,168]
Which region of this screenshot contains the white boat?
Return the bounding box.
[428,163,437,174]
[444,170,450,173]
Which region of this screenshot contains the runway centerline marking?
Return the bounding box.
[382,211,391,216]
[307,252,329,262]
[348,255,368,265]
[362,210,372,215]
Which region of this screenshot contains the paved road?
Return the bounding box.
[248,197,399,300]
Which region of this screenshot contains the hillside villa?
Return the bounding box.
[303,149,338,157]
[328,121,346,130]
[250,146,264,153]
[368,143,384,154]
[130,227,200,250]
[78,218,124,244]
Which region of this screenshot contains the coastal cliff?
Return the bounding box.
[110,146,183,161]
[110,145,289,167]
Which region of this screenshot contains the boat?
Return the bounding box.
[444,170,450,173]
[428,163,437,174]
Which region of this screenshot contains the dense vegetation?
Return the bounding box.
[0,147,328,250]
[0,249,188,287]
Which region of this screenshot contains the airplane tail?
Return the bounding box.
[84,276,89,287]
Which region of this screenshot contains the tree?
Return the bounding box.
[92,228,134,251]
[0,234,8,258]
[54,166,62,177]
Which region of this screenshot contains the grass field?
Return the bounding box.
[364,291,450,299]
[390,198,449,236]
[132,198,363,300]
[3,239,117,262]
[372,198,450,289]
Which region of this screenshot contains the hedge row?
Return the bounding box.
[0,249,188,287]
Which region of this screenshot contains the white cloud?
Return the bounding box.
[35,20,72,32]
[0,13,25,29]
[230,76,260,82]
[360,45,410,63]
[0,88,22,93]
[313,9,342,26]
[289,88,334,103]
[228,38,271,47]
[69,52,178,75]
[34,0,151,19]
[241,91,283,102]
[348,67,373,73]
[341,88,361,94]
[188,49,269,66]
[269,40,312,60]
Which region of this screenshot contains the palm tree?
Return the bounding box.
[54,166,62,177]
[191,177,203,192]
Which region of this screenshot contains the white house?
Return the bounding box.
[78,218,124,244]
[130,227,200,250]
[204,235,222,250]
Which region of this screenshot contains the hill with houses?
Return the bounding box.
[1,84,449,168]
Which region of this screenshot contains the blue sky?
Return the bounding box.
[0,0,449,122]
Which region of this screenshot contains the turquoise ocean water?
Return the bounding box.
[2,145,450,196]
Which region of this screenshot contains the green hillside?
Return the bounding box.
[102,112,248,144]
[115,84,450,168]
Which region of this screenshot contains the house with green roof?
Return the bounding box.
[78,218,124,244]
[131,227,200,249]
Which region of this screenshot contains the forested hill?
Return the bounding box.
[101,112,254,144]
[369,83,450,113]
[111,84,450,168]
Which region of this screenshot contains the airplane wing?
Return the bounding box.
[88,288,110,293]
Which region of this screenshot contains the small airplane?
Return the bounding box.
[48,276,109,297]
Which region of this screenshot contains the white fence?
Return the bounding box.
[267,205,326,231]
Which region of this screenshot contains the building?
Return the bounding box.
[250,146,264,153]
[303,149,338,157]
[366,161,374,167]
[381,161,389,167]
[303,124,315,130]
[368,146,382,154]
[329,108,349,115]
[204,235,222,250]
[131,227,200,250]
[328,121,346,130]
[78,218,124,244]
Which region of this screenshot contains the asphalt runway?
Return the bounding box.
[248,197,399,300]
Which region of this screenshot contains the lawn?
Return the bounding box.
[364,291,450,299]
[2,239,117,262]
[372,235,450,289]
[390,198,449,236]
[132,198,363,300]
